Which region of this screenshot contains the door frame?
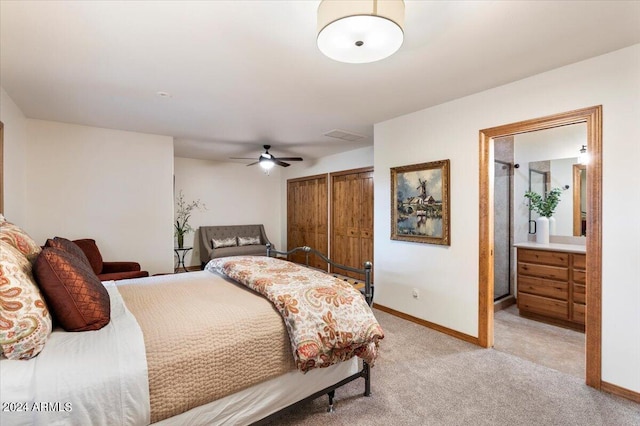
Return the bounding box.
[478,106,602,388]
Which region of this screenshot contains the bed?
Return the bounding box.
[0,245,381,426]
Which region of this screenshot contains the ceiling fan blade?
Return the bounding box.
[274,157,303,161]
[274,160,290,167]
[230,157,258,160]
[246,161,259,166]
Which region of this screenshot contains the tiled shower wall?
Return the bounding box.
[494,137,514,300]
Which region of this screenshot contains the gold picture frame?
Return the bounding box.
[390,159,450,245]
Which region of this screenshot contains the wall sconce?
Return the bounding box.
[578,145,588,165]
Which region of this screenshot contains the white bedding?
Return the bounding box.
[0,281,150,426]
[1,274,364,426]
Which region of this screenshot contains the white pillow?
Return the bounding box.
[238,236,261,246]
[212,237,237,249]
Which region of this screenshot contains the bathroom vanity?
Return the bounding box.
[514,242,586,331]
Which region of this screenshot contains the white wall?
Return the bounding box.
[25,120,174,274]
[174,157,282,267]
[278,146,374,247]
[375,44,640,392]
[0,87,28,224]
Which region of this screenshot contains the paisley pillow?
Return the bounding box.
[0,240,52,360]
[0,221,42,264]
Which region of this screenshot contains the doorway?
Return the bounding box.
[478,106,603,389]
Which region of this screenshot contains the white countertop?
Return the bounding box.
[514,241,586,254]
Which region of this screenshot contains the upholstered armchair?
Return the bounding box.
[72,238,149,281]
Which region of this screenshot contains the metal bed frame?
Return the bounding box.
[254,244,374,424]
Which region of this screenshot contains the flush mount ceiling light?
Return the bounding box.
[317,0,405,64]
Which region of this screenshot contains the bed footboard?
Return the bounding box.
[266,244,373,306]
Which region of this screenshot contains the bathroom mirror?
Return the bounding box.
[527,166,548,232]
[514,123,587,240]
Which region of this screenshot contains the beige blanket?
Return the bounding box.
[118,272,295,423]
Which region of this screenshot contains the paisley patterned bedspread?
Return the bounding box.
[207,256,384,372]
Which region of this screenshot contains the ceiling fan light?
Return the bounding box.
[317,0,405,64]
[260,159,275,170]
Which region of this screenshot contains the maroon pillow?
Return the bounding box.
[33,247,110,332]
[71,239,103,275]
[45,237,92,269]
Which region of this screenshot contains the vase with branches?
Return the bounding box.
[174,190,206,248]
[524,187,563,217]
[524,187,564,243]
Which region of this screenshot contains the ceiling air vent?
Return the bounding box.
[323,129,366,142]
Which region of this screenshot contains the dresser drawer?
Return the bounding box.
[518,262,569,281]
[573,303,586,324]
[573,284,586,304]
[518,276,568,300]
[518,248,569,267]
[518,293,569,320]
[573,253,586,270]
[573,269,586,284]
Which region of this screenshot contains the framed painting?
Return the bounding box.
[390,159,450,245]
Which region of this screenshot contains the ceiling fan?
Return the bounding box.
[230,145,303,170]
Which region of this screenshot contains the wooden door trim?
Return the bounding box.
[478,106,602,388]
[573,164,586,236]
[329,166,374,178]
[287,173,328,184]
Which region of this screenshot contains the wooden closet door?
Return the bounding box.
[360,170,374,279]
[331,168,374,280]
[287,175,328,270]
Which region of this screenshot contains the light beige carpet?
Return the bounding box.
[263,309,640,426]
[494,304,585,378]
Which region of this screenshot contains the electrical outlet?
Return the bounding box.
[412,288,419,299]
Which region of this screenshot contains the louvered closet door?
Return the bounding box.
[287,175,328,270]
[330,168,374,281]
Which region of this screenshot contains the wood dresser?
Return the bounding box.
[515,243,586,331]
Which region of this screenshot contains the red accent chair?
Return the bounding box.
[72,239,149,281]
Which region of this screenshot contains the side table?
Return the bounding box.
[174,247,193,273]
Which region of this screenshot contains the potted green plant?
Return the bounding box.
[524,187,563,244]
[174,190,206,248]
